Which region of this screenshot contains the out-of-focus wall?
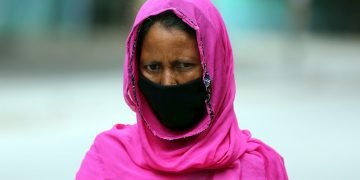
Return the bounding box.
[0,0,137,71]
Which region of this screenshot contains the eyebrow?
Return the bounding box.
[140,58,200,66]
[140,60,162,65]
[173,58,199,64]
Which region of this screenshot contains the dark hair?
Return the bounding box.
[136,10,196,61]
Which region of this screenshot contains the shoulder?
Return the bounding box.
[76,124,137,180]
[92,124,138,154]
[94,124,137,142]
[240,130,288,180]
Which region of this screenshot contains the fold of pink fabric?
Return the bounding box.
[76,0,288,179]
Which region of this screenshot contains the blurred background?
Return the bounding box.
[0,0,359,179]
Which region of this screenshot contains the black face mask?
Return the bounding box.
[138,73,207,131]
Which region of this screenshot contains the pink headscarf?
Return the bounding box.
[76,0,288,179]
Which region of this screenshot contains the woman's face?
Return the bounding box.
[139,22,202,85]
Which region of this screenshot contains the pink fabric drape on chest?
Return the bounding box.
[76,0,288,179]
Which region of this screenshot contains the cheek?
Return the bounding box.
[193,66,203,77]
[178,66,203,83]
[140,68,160,83]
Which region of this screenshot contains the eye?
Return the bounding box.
[144,63,161,72]
[175,62,195,71]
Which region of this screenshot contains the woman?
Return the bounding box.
[77,0,288,179]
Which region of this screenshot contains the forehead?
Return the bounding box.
[144,22,195,44]
[140,22,199,58]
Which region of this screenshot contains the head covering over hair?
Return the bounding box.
[76,0,288,179]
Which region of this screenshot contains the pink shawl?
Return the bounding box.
[76,0,288,179]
